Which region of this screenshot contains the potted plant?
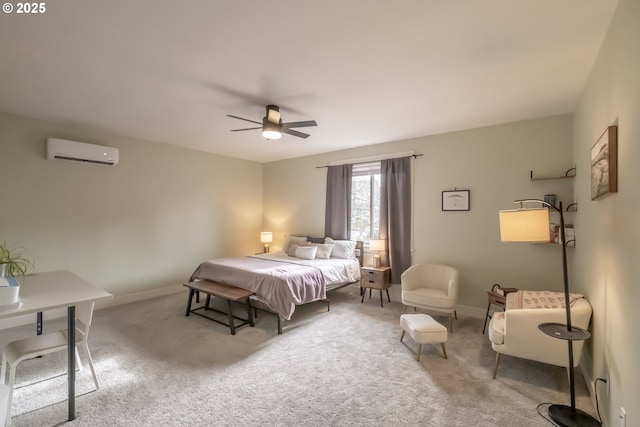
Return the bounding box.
[0,241,34,277]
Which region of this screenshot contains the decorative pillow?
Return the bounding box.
[282,235,308,254]
[325,237,356,259]
[294,245,317,260]
[287,245,300,257]
[310,243,335,259]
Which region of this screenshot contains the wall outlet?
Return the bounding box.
[619,407,626,427]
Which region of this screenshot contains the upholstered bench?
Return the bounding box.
[400,313,448,361]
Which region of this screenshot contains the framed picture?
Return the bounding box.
[442,190,470,211]
[591,125,618,200]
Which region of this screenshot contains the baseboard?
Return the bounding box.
[95,283,185,310]
[455,304,486,319]
[384,285,486,320]
[0,283,185,331]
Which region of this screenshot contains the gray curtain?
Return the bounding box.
[380,157,412,283]
[324,164,353,240]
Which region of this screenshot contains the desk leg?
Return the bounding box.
[67,305,76,421]
[37,311,43,335]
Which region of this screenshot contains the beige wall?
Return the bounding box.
[572,0,640,424]
[0,112,263,297]
[264,114,574,312]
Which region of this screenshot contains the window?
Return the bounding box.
[350,161,381,243]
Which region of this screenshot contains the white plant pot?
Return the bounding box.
[0,265,20,305]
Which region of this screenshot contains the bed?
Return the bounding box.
[189,237,363,325]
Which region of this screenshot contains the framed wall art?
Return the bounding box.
[591,125,618,200]
[442,190,470,211]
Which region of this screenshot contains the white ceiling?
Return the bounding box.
[0,1,618,163]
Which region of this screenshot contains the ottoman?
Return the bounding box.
[400,313,448,361]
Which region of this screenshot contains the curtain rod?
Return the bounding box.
[315,153,423,169]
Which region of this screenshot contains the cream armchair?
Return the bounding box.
[400,264,459,332]
[488,290,592,378]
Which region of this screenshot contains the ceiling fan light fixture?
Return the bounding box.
[262,119,282,140]
[228,104,316,140]
[262,129,282,140]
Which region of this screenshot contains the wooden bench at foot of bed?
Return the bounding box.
[184,280,255,335]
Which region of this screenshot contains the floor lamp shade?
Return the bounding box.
[499,208,550,243]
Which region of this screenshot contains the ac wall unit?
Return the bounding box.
[46,138,119,166]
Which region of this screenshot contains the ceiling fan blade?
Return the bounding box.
[227,115,262,125]
[282,120,318,129]
[282,128,310,139]
[231,126,262,132]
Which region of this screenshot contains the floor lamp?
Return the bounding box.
[499,199,599,427]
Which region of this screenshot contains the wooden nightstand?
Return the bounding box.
[482,284,518,334]
[360,266,391,307]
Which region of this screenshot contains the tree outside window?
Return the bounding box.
[350,162,380,243]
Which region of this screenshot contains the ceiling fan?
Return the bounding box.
[227,105,317,140]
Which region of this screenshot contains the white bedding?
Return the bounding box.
[251,252,361,286]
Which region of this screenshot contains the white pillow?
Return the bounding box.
[325,238,356,259]
[282,235,308,254]
[294,246,317,260]
[310,243,335,259]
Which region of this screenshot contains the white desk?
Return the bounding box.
[0,270,112,422]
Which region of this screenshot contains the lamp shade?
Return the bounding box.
[498,208,550,243]
[260,232,273,243]
[369,239,386,252]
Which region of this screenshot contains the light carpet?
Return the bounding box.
[0,286,598,426]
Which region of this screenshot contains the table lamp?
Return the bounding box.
[260,232,273,253]
[369,239,385,268]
